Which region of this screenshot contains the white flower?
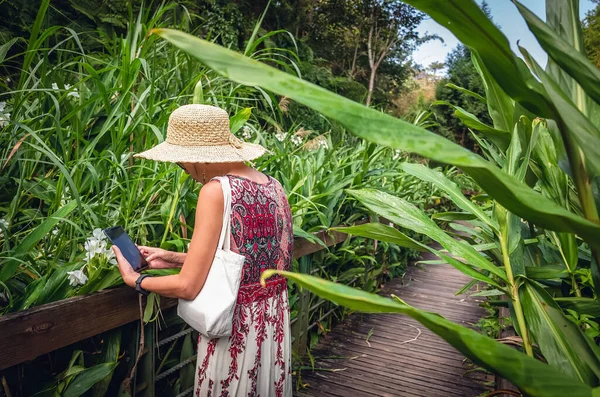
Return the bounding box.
[84,228,117,265]
[84,235,107,262]
[52,83,80,99]
[0,102,10,128]
[242,126,252,140]
[65,84,80,99]
[291,135,302,146]
[92,228,104,240]
[392,150,401,160]
[60,186,71,207]
[0,113,9,128]
[67,270,88,287]
[275,132,287,142]
[105,247,117,265]
[52,228,59,236]
[0,218,8,238]
[317,139,328,150]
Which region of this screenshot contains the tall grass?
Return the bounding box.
[0,4,464,395]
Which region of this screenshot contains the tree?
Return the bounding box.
[433,45,490,149]
[364,1,425,106]
[432,1,492,149]
[427,61,445,78]
[583,0,600,68]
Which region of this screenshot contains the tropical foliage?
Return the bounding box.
[143,1,600,396]
[0,1,460,395]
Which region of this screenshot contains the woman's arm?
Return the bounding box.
[115,180,224,299]
[138,246,187,268]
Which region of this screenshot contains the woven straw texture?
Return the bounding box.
[135,104,267,163]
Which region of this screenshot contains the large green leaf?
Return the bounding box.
[520,281,600,384]
[399,0,551,118]
[471,52,515,132]
[0,201,78,282]
[63,362,117,397]
[260,270,594,397]
[555,297,600,318]
[520,47,600,177]
[331,223,425,252]
[151,28,600,248]
[515,1,600,107]
[346,188,506,281]
[91,330,122,397]
[433,100,510,150]
[335,221,504,289]
[400,163,498,232]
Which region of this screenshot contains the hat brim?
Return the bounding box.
[134,141,268,163]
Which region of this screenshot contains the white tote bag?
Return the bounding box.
[178,176,246,338]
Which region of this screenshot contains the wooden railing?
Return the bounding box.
[0,226,353,370]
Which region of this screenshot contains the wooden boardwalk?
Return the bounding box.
[295,259,493,397]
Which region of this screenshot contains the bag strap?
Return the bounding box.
[213,176,233,251]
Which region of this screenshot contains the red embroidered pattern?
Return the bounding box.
[229,175,293,285]
[196,175,292,397]
[196,337,217,396]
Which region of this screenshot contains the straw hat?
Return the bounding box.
[134,104,267,163]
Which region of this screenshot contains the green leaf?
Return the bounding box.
[347,188,506,281]
[143,293,156,323]
[520,46,600,177]
[0,201,78,282]
[520,281,600,384]
[445,83,486,103]
[431,212,477,222]
[515,1,600,107]
[400,163,498,231]
[555,297,600,318]
[293,226,327,250]
[91,330,122,397]
[179,333,195,390]
[400,0,551,118]
[525,265,568,280]
[151,28,600,248]
[63,362,117,397]
[260,270,594,397]
[229,107,252,134]
[434,100,510,150]
[471,52,515,132]
[0,37,19,65]
[331,223,425,251]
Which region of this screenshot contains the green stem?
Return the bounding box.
[558,121,600,289]
[160,174,184,246]
[570,273,583,298]
[500,234,533,357]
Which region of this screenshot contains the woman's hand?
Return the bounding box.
[138,246,184,269]
[112,246,138,288]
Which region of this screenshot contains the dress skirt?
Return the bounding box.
[194,279,292,397]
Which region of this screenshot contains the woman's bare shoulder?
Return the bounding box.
[198,180,223,206]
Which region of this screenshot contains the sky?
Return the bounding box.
[411,0,596,71]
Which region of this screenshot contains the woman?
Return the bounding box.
[113,104,293,397]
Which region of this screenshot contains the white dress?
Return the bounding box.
[193,175,293,397]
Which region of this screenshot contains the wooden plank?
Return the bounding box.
[294,263,493,396]
[0,287,176,370]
